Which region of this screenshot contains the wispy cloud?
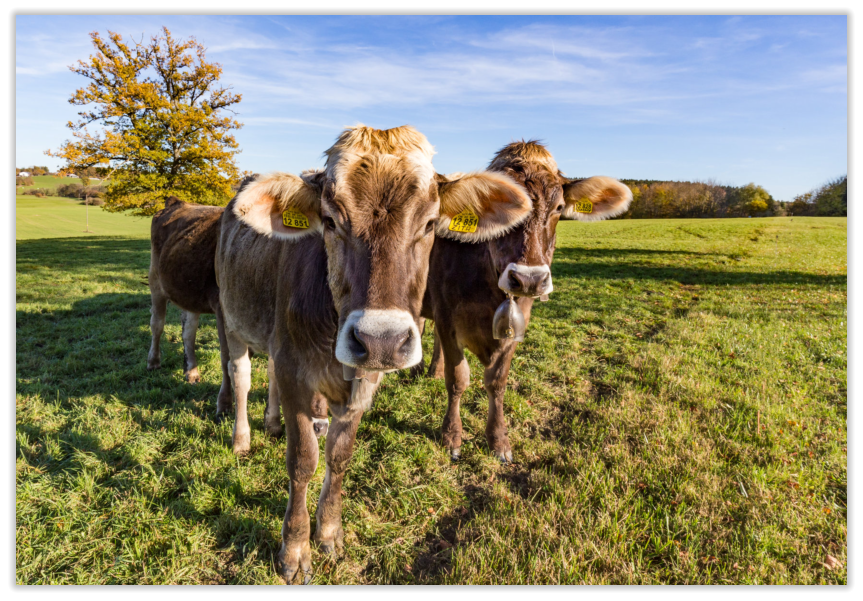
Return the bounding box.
[15,15,848,200]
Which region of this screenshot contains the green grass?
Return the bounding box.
[16,217,847,584]
[16,196,151,240]
[16,174,97,192]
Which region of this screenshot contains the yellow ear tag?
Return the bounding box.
[575,198,593,214]
[448,208,479,233]
[282,209,310,229]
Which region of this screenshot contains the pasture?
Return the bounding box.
[16,196,152,240]
[16,174,100,192]
[15,216,847,584]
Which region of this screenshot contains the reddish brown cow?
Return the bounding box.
[216,125,533,583]
[419,141,632,462]
[147,197,232,414]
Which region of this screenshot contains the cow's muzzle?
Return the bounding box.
[498,263,553,298]
[335,309,422,371]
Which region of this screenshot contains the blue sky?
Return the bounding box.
[16,14,847,201]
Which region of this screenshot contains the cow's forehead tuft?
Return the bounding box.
[325,125,436,190]
[489,140,559,174]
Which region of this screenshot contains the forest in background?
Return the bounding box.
[613,175,847,219]
[18,165,846,220]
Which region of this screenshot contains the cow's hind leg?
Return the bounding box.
[484,344,517,464]
[213,302,233,420]
[226,332,252,454]
[147,291,168,371]
[180,311,201,383]
[315,378,374,555]
[276,373,320,584]
[265,356,283,437]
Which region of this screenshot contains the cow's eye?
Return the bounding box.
[424,219,437,235]
[322,216,337,231]
[554,203,565,213]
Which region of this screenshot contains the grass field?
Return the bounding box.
[17,174,103,192]
[15,217,847,584]
[16,196,152,240]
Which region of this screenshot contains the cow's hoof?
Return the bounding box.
[315,527,344,556]
[147,361,161,371]
[266,424,284,438]
[408,363,426,380]
[277,540,312,585]
[214,411,227,424]
[265,416,284,438]
[493,450,513,464]
[185,369,201,384]
[313,418,329,438]
[232,431,251,455]
[449,447,461,461]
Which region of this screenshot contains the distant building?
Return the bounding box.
[19,171,30,177]
[65,173,78,178]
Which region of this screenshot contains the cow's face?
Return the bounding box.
[232,125,532,372]
[484,142,632,298]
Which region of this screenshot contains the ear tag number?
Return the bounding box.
[282,209,310,229]
[575,199,593,214]
[448,208,479,233]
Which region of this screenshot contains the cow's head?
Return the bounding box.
[232,125,532,372]
[477,141,632,298]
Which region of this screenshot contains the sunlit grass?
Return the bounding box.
[16,217,846,584]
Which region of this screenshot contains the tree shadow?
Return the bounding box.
[552,247,846,287]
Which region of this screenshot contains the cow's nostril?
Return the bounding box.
[397,330,414,358]
[508,271,522,290]
[349,327,369,360]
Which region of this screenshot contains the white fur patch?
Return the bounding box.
[498,263,554,297]
[335,309,422,369]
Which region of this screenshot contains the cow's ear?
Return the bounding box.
[232,170,325,239]
[436,171,533,242]
[562,176,632,222]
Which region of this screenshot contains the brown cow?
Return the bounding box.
[147,197,232,415]
[216,125,533,583]
[419,141,632,462]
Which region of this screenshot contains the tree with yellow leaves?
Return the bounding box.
[47,27,244,215]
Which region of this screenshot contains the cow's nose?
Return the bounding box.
[336,309,423,370]
[499,263,553,297]
[351,326,412,367]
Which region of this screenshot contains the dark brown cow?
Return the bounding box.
[419,141,632,462]
[216,125,533,583]
[147,197,232,414]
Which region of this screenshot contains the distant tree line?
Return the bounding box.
[783,176,847,217]
[614,179,780,219]
[560,176,847,219]
[16,166,51,176]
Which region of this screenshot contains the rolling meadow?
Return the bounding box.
[15,199,847,584]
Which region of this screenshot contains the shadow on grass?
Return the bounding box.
[553,247,846,287]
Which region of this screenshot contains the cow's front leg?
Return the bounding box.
[226,332,252,454]
[440,327,469,460]
[180,310,201,383]
[484,344,517,463]
[264,356,283,437]
[315,378,374,555]
[277,383,320,585]
[426,327,446,379]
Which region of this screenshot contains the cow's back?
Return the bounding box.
[150,198,224,314]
